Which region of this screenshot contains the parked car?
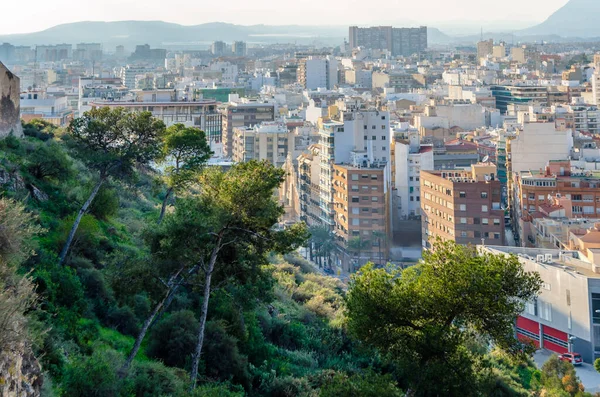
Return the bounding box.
[558,352,583,366]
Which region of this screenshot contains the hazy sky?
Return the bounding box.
[1,0,569,35]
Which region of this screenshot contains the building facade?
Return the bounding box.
[420,164,505,248]
[221,100,276,157]
[348,26,428,57]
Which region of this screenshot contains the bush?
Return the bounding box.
[319,371,404,397]
[61,348,123,397]
[203,320,251,387]
[262,375,314,397]
[26,142,72,181]
[106,305,139,337]
[22,119,57,141]
[126,360,187,396]
[89,186,119,220]
[146,310,198,368]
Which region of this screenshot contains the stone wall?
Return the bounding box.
[0,61,23,138]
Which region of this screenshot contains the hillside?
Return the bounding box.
[0,117,589,396]
[520,0,600,37]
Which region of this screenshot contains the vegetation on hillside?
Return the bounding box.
[0,114,594,396]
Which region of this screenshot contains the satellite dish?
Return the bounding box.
[482,155,489,163]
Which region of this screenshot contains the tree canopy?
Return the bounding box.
[346,240,542,396]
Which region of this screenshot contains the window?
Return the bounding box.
[529,193,535,200]
[381,115,386,120]
[352,207,360,215]
[351,174,359,181]
[482,218,489,225]
[372,197,379,202]
[382,135,386,140]
[474,218,480,225]
[409,177,414,181]
[525,300,538,316]
[459,204,466,211]
[416,196,420,201]
[482,205,488,212]
[351,185,359,191]
[459,191,466,198]
[371,175,378,180]
[494,233,500,239]
[474,231,481,238]
[460,217,467,224]
[410,196,414,202]
[382,146,386,151]
[372,136,376,140]
[494,218,500,225]
[572,194,582,201]
[352,219,360,226]
[372,125,376,130]
[381,125,386,130]
[352,196,359,203]
[481,191,488,199]
[362,207,369,212]
[573,206,583,213]
[539,301,552,321]
[460,231,467,237]
[538,195,545,201]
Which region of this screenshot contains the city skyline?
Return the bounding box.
[1,0,569,35]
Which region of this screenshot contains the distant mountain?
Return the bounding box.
[519,0,600,37]
[0,21,457,50]
[0,21,349,49]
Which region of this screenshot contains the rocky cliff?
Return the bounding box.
[0,62,23,139]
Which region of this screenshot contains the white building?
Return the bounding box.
[299,56,339,90]
[510,123,573,175]
[394,130,434,218]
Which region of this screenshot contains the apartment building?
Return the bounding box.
[232,41,247,57]
[297,56,339,90]
[348,26,427,56]
[221,100,276,157]
[298,144,323,226]
[90,92,222,139]
[482,245,600,363]
[477,39,493,61]
[513,161,600,246]
[393,130,434,218]
[332,161,389,271]
[490,85,549,114]
[420,164,505,249]
[231,121,315,167]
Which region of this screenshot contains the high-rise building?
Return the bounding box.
[420,164,505,249]
[490,84,549,114]
[348,26,427,57]
[332,162,389,270]
[476,39,493,61]
[232,121,291,167]
[232,41,247,57]
[211,41,227,56]
[221,99,276,157]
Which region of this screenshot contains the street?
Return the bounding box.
[533,349,600,393]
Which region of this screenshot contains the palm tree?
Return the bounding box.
[309,225,333,268]
[372,230,387,266]
[347,236,371,272]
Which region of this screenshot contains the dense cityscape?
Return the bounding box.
[3,0,600,395]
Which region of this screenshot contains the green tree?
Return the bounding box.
[346,240,541,396]
[59,107,165,265]
[150,161,308,389]
[156,124,212,224]
[309,225,333,268]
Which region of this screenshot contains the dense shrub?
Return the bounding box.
[146,310,198,368]
[89,186,119,220]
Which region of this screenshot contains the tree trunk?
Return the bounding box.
[58,178,104,266]
[151,263,201,328]
[158,187,173,225]
[118,266,186,378]
[190,237,222,390]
